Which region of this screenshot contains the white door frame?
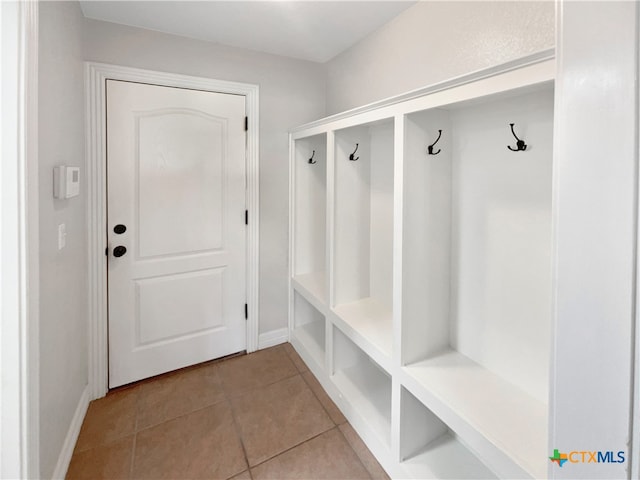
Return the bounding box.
[86,63,260,399]
[0,0,40,477]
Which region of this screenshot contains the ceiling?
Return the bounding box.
[79,1,417,63]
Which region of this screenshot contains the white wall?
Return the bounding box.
[325,1,555,114]
[38,2,87,478]
[81,19,327,336]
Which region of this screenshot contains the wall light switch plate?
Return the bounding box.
[58,223,66,250]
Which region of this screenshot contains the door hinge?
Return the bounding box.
[245,209,248,225]
[244,303,248,320]
[105,247,108,256]
[244,116,248,131]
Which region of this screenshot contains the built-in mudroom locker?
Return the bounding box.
[289,52,555,479]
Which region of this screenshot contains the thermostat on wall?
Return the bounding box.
[53,165,80,199]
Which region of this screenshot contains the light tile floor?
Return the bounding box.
[67,344,390,480]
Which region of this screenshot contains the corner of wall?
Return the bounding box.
[50,386,90,480]
[38,1,90,477]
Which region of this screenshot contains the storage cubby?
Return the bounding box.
[332,325,392,446]
[402,85,554,478]
[401,108,452,366]
[292,292,326,367]
[332,119,394,357]
[290,55,557,480]
[400,387,496,479]
[292,133,327,304]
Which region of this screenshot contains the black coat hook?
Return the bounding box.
[428,130,442,155]
[349,143,359,161]
[308,150,316,164]
[507,123,527,151]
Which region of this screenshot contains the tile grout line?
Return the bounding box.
[133,396,228,434]
[129,435,138,479]
[129,386,142,479]
[225,370,301,399]
[248,423,338,472]
[101,346,341,480]
[335,423,375,480]
[224,366,335,471]
[285,344,378,479]
[128,349,301,436]
[129,372,303,437]
[299,369,343,427]
[132,364,226,434]
[285,341,343,426]
[132,363,249,480]
[293,348,350,428]
[283,343,309,375]
[219,345,301,399]
[221,371,253,477]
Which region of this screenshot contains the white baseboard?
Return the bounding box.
[258,327,289,350]
[51,385,90,480]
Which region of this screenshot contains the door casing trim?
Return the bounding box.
[86,62,260,399]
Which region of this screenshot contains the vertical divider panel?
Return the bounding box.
[288,133,295,338]
[391,377,403,464]
[399,387,448,462]
[393,115,404,368]
[391,115,404,463]
[326,130,336,373]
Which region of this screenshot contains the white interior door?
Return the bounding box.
[107,79,246,388]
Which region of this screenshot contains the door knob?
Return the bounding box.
[113,246,127,257]
[113,224,127,234]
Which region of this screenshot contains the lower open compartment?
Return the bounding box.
[291,291,326,367]
[400,387,496,479]
[332,325,392,447]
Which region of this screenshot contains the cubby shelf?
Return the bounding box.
[400,386,497,479]
[289,52,556,480]
[291,271,326,312]
[291,292,326,369]
[333,327,392,447]
[332,365,392,446]
[292,321,325,367]
[403,433,497,480]
[403,350,546,479]
[332,297,392,361]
